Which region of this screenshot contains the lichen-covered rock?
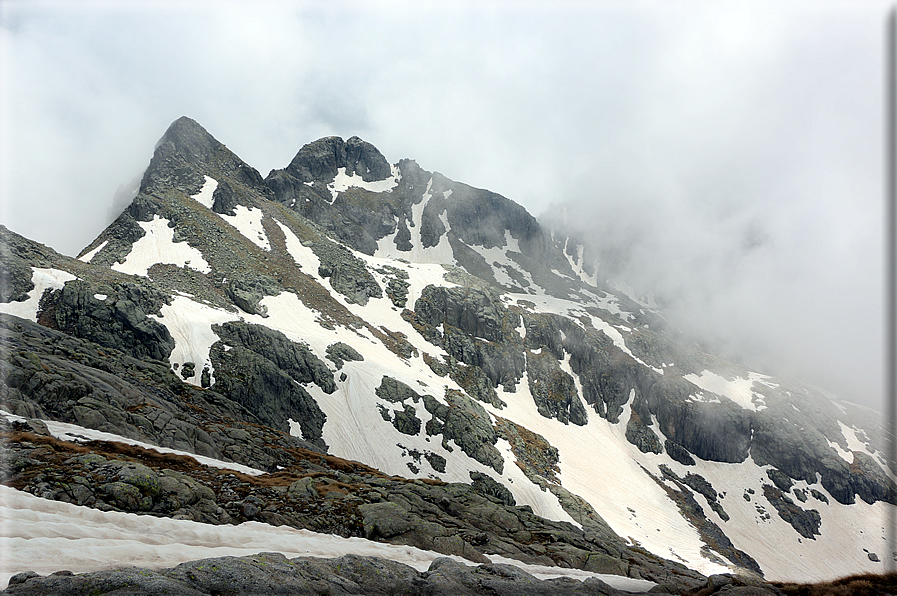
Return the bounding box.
[0,249,34,303]
[375,376,504,475]
[214,321,335,393]
[469,471,516,506]
[423,389,504,475]
[209,343,327,448]
[414,285,510,343]
[446,357,505,408]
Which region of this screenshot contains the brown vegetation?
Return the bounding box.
[774,572,897,596]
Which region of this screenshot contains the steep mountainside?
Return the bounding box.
[0,117,893,592]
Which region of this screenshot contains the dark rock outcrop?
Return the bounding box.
[526,351,588,426]
[39,280,174,362]
[761,484,821,540]
[625,408,663,454]
[375,377,504,474]
[325,342,364,369]
[225,274,280,316]
[313,240,383,305]
[282,136,392,184]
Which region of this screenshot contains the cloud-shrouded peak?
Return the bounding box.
[141,117,267,199]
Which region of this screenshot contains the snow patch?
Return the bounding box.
[189,175,218,209]
[220,205,270,250]
[0,485,654,590]
[470,231,535,290]
[78,240,108,263]
[562,239,598,287]
[0,267,77,321]
[112,215,211,277]
[683,370,767,412]
[275,220,320,274]
[149,296,239,386]
[328,164,400,202]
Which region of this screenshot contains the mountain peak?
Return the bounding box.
[140,117,265,198]
[284,135,391,183]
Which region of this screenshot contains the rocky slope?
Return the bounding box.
[0,117,893,591]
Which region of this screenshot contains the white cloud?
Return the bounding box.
[0,0,889,409]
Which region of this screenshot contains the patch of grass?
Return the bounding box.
[774,572,897,596]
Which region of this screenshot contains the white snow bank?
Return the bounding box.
[328,164,400,202]
[487,555,655,590]
[78,240,108,263]
[220,205,270,251]
[0,411,263,476]
[0,267,77,321]
[189,175,218,209]
[112,215,211,277]
[275,220,320,273]
[0,486,652,591]
[683,370,767,411]
[149,296,239,386]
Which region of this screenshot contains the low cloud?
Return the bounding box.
[0,0,887,409]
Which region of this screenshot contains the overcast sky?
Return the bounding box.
[0,0,890,411]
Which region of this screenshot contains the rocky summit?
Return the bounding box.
[0,116,892,594]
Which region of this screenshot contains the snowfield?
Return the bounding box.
[112,215,211,277]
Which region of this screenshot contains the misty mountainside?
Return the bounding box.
[0,116,893,591]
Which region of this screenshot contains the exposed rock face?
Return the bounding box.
[325,342,364,369]
[526,351,588,426]
[313,239,383,305]
[625,407,663,454]
[469,470,516,507]
[38,280,175,362]
[375,377,504,475]
[209,321,333,447]
[282,135,392,184]
[412,285,525,391]
[645,377,752,464]
[664,440,696,466]
[761,484,821,540]
[265,138,401,255]
[0,249,34,303]
[225,273,280,316]
[561,320,643,424]
[0,314,323,470]
[494,417,560,485]
[414,286,510,343]
[3,119,894,587]
[142,116,269,198]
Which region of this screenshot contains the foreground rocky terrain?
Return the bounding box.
[3,552,784,596]
[1,117,893,589]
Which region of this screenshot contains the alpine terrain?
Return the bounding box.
[0,117,893,595]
